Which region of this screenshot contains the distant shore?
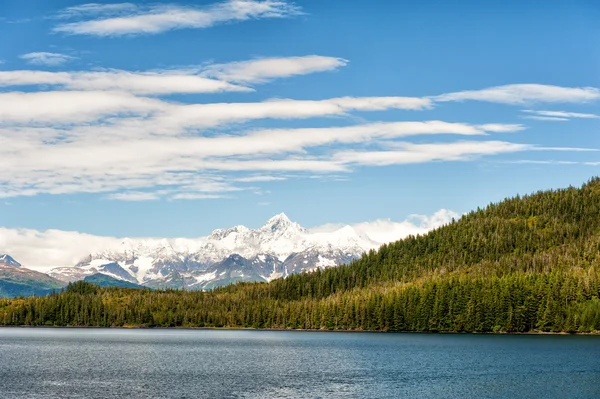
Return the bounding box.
[1,325,599,335]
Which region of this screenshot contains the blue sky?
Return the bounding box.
[1,0,599,237]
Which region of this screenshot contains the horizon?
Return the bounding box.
[1,0,600,269]
[1,208,459,271]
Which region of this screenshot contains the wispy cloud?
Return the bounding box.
[53,0,303,37]
[0,69,595,201]
[521,109,600,122]
[0,56,348,94]
[0,91,431,126]
[522,115,569,122]
[434,84,600,104]
[508,160,600,166]
[106,192,160,201]
[333,141,532,166]
[19,52,75,66]
[55,3,139,19]
[235,175,288,182]
[0,120,523,199]
[202,56,348,83]
[0,69,250,95]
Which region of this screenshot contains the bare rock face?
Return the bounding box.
[0,254,21,267]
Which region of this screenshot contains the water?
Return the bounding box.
[0,328,599,398]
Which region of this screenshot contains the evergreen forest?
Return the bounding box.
[2,178,600,333]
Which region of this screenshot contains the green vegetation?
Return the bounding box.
[83,273,146,289]
[2,178,600,333]
[0,266,65,298]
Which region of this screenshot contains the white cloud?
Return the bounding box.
[0,91,430,128]
[0,72,591,202]
[19,52,75,66]
[333,140,532,166]
[533,146,597,152]
[2,209,457,271]
[508,160,600,166]
[434,84,600,104]
[509,160,581,165]
[53,0,303,36]
[310,209,459,244]
[0,121,516,198]
[522,109,600,121]
[202,56,348,83]
[106,192,160,201]
[56,3,139,19]
[0,55,348,94]
[0,69,250,95]
[522,116,569,122]
[235,175,287,182]
[0,227,122,271]
[0,91,166,124]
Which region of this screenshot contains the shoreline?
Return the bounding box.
[1,325,599,335]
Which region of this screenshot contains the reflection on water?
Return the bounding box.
[0,328,599,398]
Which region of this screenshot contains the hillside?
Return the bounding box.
[83,273,146,289]
[1,178,600,332]
[0,264,65,298]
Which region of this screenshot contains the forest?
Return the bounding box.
[2,178,600,333]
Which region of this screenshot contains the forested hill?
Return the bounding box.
[2,178,600,332]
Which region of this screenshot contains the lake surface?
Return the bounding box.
[0,328,599,398]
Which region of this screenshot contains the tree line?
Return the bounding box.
[2,178,600,333]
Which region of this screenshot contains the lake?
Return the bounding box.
[0,328,598,398]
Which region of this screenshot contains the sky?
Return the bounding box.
[1,0,600,255]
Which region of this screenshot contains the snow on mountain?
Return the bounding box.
[48,213,380,290]
[0,254,21,267]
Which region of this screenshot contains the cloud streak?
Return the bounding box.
[434,84,600,104]
[53,1,303,36]
[19,52,75,66]
[0,69,250,95]
[0,121,524,199]
[521,109,600,122]
[202,56,348,83]
[333,140,532,166]
[0,56,348,94]
[1,59,596,202]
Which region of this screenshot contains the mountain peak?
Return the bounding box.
[267,212,291,224]
[0,254,21,267]
[262,213,297,232]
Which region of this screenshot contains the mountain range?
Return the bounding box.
[2,213,382,295]
[0,256,63,298]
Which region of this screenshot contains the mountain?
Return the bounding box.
[83,273,145,289]
[49,213,378,290]
[0,260,65,298]
[0,254,21,267]
[5,178,600,333]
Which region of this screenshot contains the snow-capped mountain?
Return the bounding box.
[0,254,21,267]
[48,213,379,290]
